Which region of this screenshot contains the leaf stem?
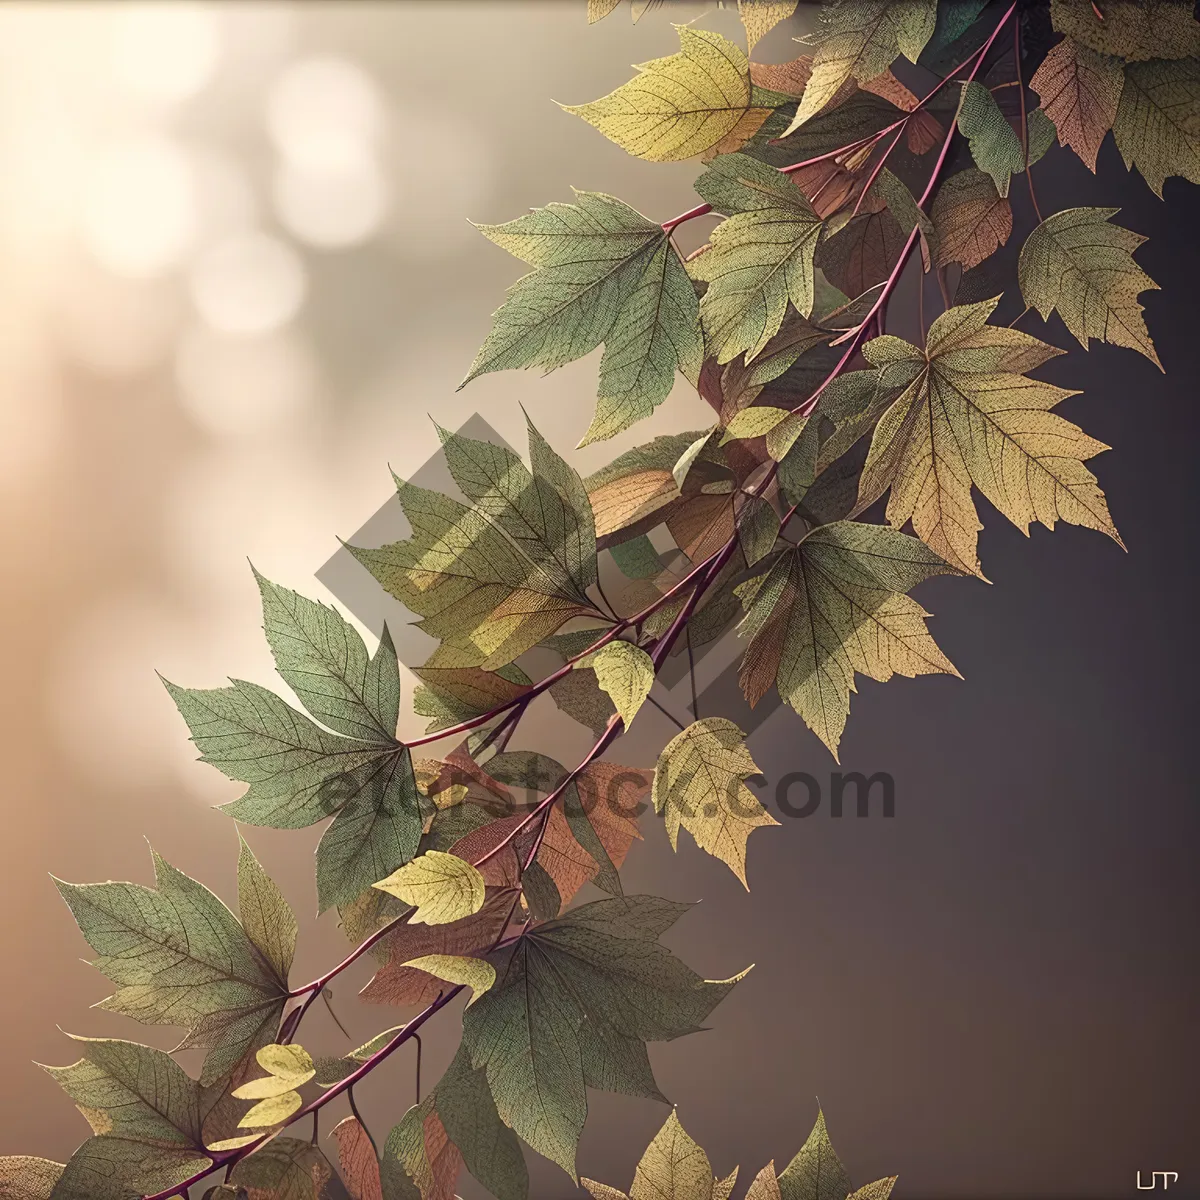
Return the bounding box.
[1013,18,1044,223]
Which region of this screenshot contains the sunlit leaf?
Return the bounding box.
[373,851,487,926]
[581,640,655,726]
[563,27,770,162]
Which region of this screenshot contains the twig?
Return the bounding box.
[1014,18,1044,223]
[347,1086,377,1156]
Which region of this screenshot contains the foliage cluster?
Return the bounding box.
[2,2,1189,1198]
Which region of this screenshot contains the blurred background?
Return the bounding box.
[0,3,1197,1197]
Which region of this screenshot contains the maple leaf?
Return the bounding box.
[54,848,293,1087]
[854,298,1123,578]
[464,192,701,445]
[42,1037,210,1200]
[461,896,747,1178]
[563,27,772,162]
[1018,207,1161,369]
[1112,57,1200,198]
[652,717,778,886]
[785,0,936,134]
[350,420,598,670]
[1030,36,1124,173]
[734,521,958,758]
[690,170,822,363]
[582,1109,737,1200]
[381,1046,526,1200]
[931,168,1012,271]
[1049,0,1200,63]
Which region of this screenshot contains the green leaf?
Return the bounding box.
[1111,57,1200,198]
[165,677,393,828]
[254,570,399,743]
[230,1137,347,1200]
[314,746,423,914]
[433,1045,528,1200]
[585,237,704,446]
[49,1136,205,1200]
[956,81,1025,197]
[350,425,598,671]
[691,175,822,363]
[652,717,778,886]
[581,640,654,727]
[236,836,296,987]
[54,851,289,1086]
[463,191,701,445]
[43,1036,205,1152]
[437,417,597,601]
[1018,207,1161,368]
[373,851,487,925]
[735,522,960,758]
[609,534,663,580]
[777,1108,851,1200]
[462,896,747,1178]
[43,1038,210,1200]
[0,1158,64,1200]
[1049,0,1200,62]
[1026,108,1057,167]
[561,26,769,162]
[738,496,781,567]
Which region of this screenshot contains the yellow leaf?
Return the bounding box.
[630,1110,717,1200]
[401,954,497,1006]
[857,297,1122,578]
[785,1,905,133]
[719,406,790,445]
[653,717,778,887]
[373,850,487,925]
[563,26,770,162]
[580,640,655,726]
[237,1089,303,1129]
[205,1134,262,1151]
[738,1,799,50]
[588,0,623,22]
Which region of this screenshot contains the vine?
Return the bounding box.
[1,2,1189,1198]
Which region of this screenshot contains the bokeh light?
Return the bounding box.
[109,2,221,104]
[188,231,306,335]
[78,134,198,278]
